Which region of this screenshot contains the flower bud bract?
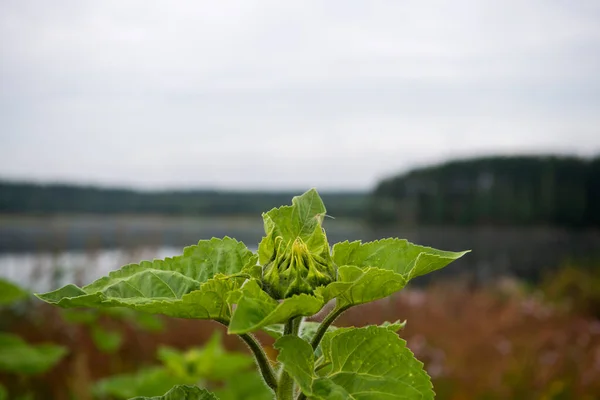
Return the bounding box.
[262,236,335,299]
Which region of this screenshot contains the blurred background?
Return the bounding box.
[1,1,599,399]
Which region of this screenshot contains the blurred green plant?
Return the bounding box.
[0,278,29,306]
[0,333,67,375]
[0,279,68,399]
[62,307,164,354]
[94,332,271,400]
[541,262,600,317]
[130,385,217,400]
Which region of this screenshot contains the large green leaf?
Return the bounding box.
[36,238,256,322]
[321,239,468,307]
[267,319,406,366]
[227,280,324,334]
[313,326,434,399]
[0,333,67,375]
[318,266,407,308]
[129,385,218,400]
[274,335,315,395]
[0,278,29,306]
[333,239,468,280]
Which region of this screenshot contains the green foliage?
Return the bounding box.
[276,326,433,399]
[0,278,29,306]
[0,333,67,375]
[0,279,67,399]
[36,189,467,400]
[94,367,182,399]
[90,325,123,354]
[62,308,164,354]
[157,333,254,382]
[94,333,271,400]
[265,320,405,358]
[314,326,433,399]
[540,263,600,318]
[130,385,218,400]
[275,326,433,399]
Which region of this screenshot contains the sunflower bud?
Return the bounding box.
[262,236,335,299]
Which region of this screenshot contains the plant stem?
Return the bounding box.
[276,317,302,400]
[238,333,279,392]
[216,320,278,392]
[310,304,351,351]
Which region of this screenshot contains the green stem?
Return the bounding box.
[310,304,351,351]
[239,333,279,392]
[216,320,278,392]
[277,317,302,400]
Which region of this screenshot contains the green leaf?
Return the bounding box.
[265,320,405,359]
[36,238,256,322]
[0,278,29,306]
[274,335,315,395]
[0,383,7,400]
[333,239,468,280]
[129,385,218,400]
[228,280,324,334]
[91,325,123,353]
[0,333,67,375]
[313,326,434,399]
[321,239,468,307]
[318,266,407,308]
[93,367,183,400]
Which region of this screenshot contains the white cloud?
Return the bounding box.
[1,0,599,189]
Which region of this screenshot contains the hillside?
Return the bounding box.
[0,182,366,218]
[368,155,600,227]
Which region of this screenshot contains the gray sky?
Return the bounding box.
[1,1,599,190]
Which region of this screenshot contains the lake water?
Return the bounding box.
[1,215,599,291]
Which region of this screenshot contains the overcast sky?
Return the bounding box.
[1,1,599,190]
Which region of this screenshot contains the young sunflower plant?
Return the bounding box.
[36,189,468,400]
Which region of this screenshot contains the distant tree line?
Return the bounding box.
[368,155,600,227]
[3,155,598,227]
[0,182,366,218]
